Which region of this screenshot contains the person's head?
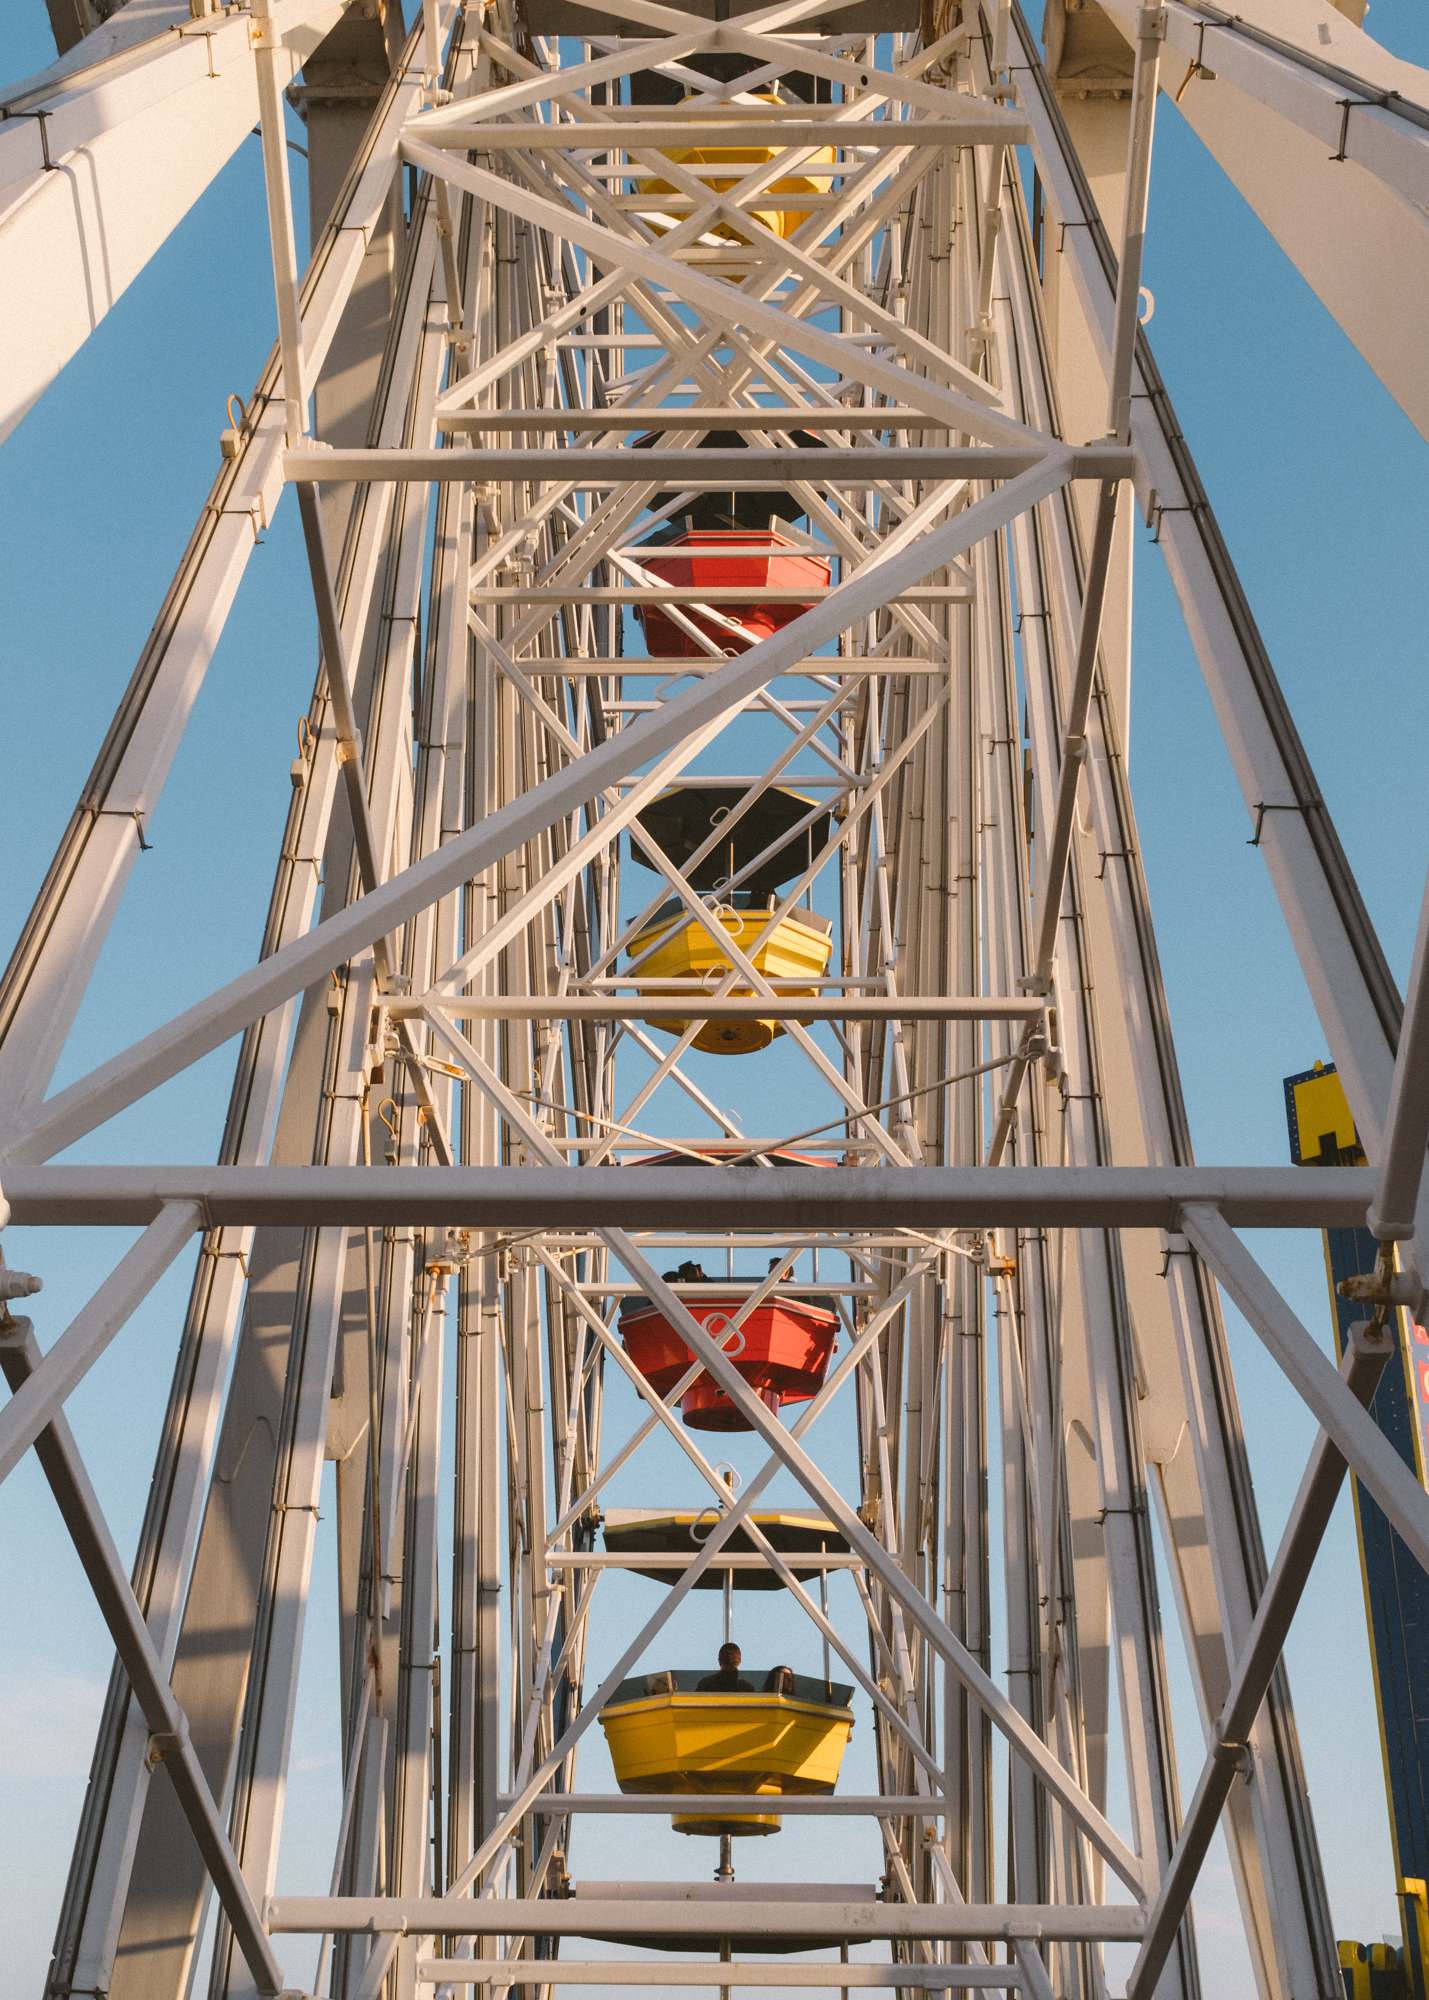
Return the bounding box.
[718,1641,742,1671]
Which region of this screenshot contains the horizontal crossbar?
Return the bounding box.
[1,1165,1373,1228]
[286,445,1133,483]
[266,1895,1146,1942]
[414,1962,1019,1989]
[408,115,1029,149]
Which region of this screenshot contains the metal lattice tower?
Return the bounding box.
[2,1,1428,1997]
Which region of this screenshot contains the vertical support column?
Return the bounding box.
[289,0,408,542]
[1036,0,1137,746]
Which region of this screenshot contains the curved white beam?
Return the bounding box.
[1091,0,1429,436]
[0,0,345,444]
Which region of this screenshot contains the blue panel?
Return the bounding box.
[1323,1221,1429,1891]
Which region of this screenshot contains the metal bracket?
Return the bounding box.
[1,107,56,171]
[1331,92,1395,163]
[1246,800,1302,847]
[145,1725,188,1769]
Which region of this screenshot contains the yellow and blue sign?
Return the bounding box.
[1287,1066,1429,1999]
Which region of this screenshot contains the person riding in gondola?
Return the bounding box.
[697,1641,753,1692]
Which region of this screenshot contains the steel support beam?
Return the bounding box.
[266,1895,1148,1941]
[0,1164,1375,1228]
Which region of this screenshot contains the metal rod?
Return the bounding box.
[403,996,1045,1022]
[285,446,1131,483]
[435,406,944,431]
[0,1166,1374,1229]
[412,1964,1021,1989]
[266,1896,1147,1941]
[543,1552,862,1569]
[1182,1204,1429,1571]
[412,115,1028,150]
[495,1795,954,1814]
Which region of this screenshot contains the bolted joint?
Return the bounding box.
[1347,1315,1396,1367]
[0,1266,41,1303]
[145,1721,190,1769]
[1212,1735,1253,1780]
[1338,1266,1419,1310]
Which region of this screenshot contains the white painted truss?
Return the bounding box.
[2,0,1429,1996]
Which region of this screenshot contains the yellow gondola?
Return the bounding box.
[628,897,833,1054]
[602,1510,849,1589]
[634,93,836,246]
[626,786,837,1054]
[599,1668,854,1836]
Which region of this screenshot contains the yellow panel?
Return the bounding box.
[602,1691,852,1789]
[601,1690,854,1838]
[1288,1064,1362,1163]
[631,910,835,1054]
[671,1808,782,1837]
[1338,1940,1372,1999]
[635,95,836,245]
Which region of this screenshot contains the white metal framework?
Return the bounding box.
[2,0,1428,1996]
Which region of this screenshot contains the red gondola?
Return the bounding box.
[630,429,830,659]
[619,1287,839,1432]
[639,531,831,659]
[617,1146,838,1431]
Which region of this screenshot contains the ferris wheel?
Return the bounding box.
[2,0,1428,1997]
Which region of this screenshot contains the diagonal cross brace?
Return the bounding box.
[0,1317,285,1995]
[2,456,1072,1168]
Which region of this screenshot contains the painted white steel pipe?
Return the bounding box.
[1013,2,1422,1248]
[495,1795,949,1814]
[414,1964,1020,1989]
[266,1896,1147,1942]
[285,445,1134,482]
[0,0,346,441]
[411,115,1028,149]
[543,1552,862,1569]
[0,10,447,1124]
[0,1165,1375,1228]
[404,996,1044,1021]
[434,406,936,430]
[1095,0,1429,224]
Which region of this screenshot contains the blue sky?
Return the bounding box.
[2,3,1429,1994]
